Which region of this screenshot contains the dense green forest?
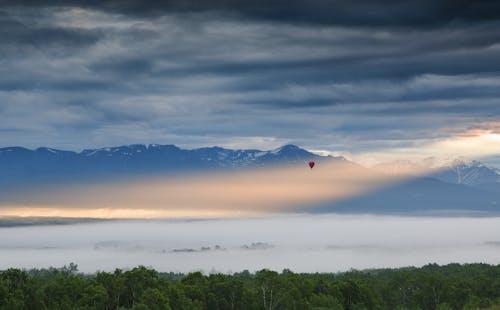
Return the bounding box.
[1,263,499,310]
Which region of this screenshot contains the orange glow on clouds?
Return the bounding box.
[339,122,500,166]
[0,160,402,219]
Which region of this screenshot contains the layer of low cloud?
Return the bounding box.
[1,215,500,272]
[0,1,499,164]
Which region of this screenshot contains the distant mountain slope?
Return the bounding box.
[312,177,500,215]
[362,158,500,214]
[474,182,500,194]
[0,144,335,186]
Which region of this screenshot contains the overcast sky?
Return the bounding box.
[1,0,499,165]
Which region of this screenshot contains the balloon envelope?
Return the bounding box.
[308,161,315,169]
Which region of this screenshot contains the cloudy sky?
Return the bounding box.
[1,0,500,165]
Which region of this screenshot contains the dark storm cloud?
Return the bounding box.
[3,0,500,27]
[89,58,153,75]
[75,17,500,100]
[0,16,100,49]
[0,0,499,158]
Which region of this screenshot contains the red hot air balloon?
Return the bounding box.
[308,161,315,169]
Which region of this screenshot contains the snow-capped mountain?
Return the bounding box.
[0,144,338,185]
[1,144,500,215]
[431,157,499,186]
[373,156,500,190]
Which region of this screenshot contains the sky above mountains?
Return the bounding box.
[1,0,499,166]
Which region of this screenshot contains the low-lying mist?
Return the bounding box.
[1,214,499,273]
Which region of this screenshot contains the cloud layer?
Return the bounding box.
[2,214,500,272]
[0,1,499,164]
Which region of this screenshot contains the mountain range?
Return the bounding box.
[374,157,500,192]
[0,144,330,186]
[0,143,499,215]
[319,157,500,215]
[430,158,500,195]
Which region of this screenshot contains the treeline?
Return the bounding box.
[1,263,500,309]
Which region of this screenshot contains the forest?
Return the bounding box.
[1,263,499,310]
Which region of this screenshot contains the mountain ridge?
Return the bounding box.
[0,143,338,186]
[2,143,499,215]
[373,157,500,187]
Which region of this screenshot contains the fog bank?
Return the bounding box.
[1,214,500,273]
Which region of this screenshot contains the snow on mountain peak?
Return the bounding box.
[36,147,60,154]
[448,157,483,168]
[270,144,306,155]
[372,156,498,185]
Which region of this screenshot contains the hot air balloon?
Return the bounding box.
[308,161,315,169]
